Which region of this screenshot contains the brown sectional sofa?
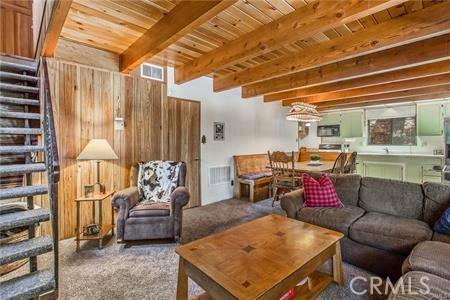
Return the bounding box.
[280,174,450,280]
[389,241,450,299]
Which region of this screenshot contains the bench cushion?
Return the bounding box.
[297,205,364,235]
[349,212,432,255]
[402,241,450,280]
[239,173,266,180]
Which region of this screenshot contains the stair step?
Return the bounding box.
[0,163,46,176]
[0,208,50,231]
[0,236,53,265]
[0,82,39,94]
[0,71,39,82]
[0,111,41,120]
[0,127,42,135]
[0,60,37,73]
[0,96,40,106]
[0,185,48,200]
[0,269,55,300]
[0,145,44,154]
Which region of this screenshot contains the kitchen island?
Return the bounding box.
[356,152,444,183]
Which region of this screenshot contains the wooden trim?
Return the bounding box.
[174,0,405,84]
[41,0,73,57]
[242,34,450,98]
[214,2,450,91]
[282,73,450,105]
[307,85,450,108]
[264,60,450,102]
[119,0,237,73]
[318,92,450,111]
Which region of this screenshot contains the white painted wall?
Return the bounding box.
[166,67,298,205]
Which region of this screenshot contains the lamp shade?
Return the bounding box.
[77,139,118,160]
[286,102,322,122]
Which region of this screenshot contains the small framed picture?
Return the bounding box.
[214,122,225,141]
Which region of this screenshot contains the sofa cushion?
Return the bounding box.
[388,271,450,300]
[129,202,170,218]
[359,177,424,219]
[432,231,450,243]
[329,174,361,206]
[402,241,450,280]
[423,182,450,225]
[349,212,432,255]
[297,205,364,235]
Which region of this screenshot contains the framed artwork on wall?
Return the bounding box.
[214,122,225,141]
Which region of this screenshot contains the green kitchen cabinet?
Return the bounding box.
[444,101,450,118]
[318,113,340,126]
[363,162,403,181]
[417,103,443,136]
[340,111,363,138]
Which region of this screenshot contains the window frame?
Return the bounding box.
[367,116,417,146]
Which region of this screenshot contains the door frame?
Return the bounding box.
[164,96,202,208]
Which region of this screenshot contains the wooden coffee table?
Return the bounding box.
[176,214,344,300]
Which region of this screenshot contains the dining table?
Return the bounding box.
[267,161,335,173]
[292,161,335,173]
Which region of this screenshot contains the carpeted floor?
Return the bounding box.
[4,199,386,299]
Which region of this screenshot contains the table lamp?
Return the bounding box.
[77,139,118,195]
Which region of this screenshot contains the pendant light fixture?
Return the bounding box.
[286,102,322,122]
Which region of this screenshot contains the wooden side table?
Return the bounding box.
[75,191,115,251]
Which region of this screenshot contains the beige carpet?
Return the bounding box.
[4,198,386,299]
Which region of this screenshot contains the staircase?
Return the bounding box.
[0,54,59,299]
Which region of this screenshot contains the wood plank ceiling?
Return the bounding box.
[51,0,450,110]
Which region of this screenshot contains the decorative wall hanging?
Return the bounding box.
[214,122,225,141]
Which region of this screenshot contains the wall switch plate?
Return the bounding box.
[114,117,124,130]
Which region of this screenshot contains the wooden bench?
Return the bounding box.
[233,154,272,202]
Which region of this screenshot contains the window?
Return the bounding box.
[368,117,416,145]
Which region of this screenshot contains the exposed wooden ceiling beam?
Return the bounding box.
[282,73,450,106]
[41,0,73,56]
[174,0,406,84]
[317,92,450,111]
[119,0,237,73]
[214,1,450,92]
[286,84,450,107]
[264,60,450,102]
[243,34,450,98]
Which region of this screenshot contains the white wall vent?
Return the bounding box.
[209,166,231,185]
[140,63,164,81]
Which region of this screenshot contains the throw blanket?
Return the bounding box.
[138,160,182,203]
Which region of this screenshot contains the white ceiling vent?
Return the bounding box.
[140,63,164,81]
[209,166,231,185]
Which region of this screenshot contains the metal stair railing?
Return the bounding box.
[41,57,60,297]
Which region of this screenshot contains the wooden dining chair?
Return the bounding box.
[331,152,347,174]
[344,152,358,174]
[267,151,301,206]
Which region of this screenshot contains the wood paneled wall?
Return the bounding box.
[0,0,33,57]
[42,59,164,239]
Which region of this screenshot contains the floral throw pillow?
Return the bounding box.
[138,160,182,203]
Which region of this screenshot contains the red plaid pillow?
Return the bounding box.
[302,173,344,208]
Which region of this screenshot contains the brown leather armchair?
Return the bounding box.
[112,162,189,242]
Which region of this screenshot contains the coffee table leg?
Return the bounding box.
[176,257,188,300]
[332,241,344,287]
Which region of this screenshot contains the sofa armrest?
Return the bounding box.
[170,187,190,241]
[280,188,304,219]
[111,187,140,242]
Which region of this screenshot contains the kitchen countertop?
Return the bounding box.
[358,152,444,158]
